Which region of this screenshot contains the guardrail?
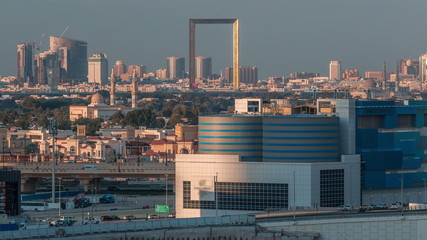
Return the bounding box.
[0,214,255,239]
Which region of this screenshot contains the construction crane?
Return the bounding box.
[53,25,70,46]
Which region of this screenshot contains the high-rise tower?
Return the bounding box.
[110,69,116,106]
[329,61,341,80]
[49,36,87,84]
[166,57,185,79]
[195,56,212,79]
[131,70,137,109]
[113,61,127,79]
[17,43,34,84]
[88,53,108,85]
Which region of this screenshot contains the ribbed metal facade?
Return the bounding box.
[262,116,340,162]
[198,115,263,161]
[198,115,340,163]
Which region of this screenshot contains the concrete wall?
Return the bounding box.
[260,214,427,240]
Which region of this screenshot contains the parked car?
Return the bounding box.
[142,205,150,209]
[147,214,159,220]
[377,203,388,210]
[168,213,176,218]
[101,215,120,221]
[389,203,401,210]
[100,194,115,204]
[83,217,101,225]
[124,215,136,220]
[337,205,353,211]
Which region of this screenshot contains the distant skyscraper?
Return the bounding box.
[113,61,127,78]
[225,66,258,85]
[195,56,212,79]
[329,61,341,80]
[34,50,60,86]
[16,43,34,84]
[127,65,147,78]
[166,57,185,79]
[88,53,108,85]
[49,36,87,84]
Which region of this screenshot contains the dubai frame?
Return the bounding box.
[189,18,239,89]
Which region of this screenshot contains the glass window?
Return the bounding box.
[320,169,344,207]
[183,181,288,211]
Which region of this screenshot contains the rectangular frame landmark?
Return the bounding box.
[189,18,239,89]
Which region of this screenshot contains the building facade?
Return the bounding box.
[69,92,132,121]
[225,66,258,85]
[113,61,127,79]
[0,170,20,216]
[329,61,341,80]
[16,43,33,85]
[176,111,360,218]
[195,57,212,79]
[127,65,146,78]
[34,50,60,86]
[49,36,88,84]
[88,53,108,85]
[166,57,185,79]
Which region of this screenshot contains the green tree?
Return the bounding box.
[73,118,102,136]
[25,142,39,154]
[110,111,125,125]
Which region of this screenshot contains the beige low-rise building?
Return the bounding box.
[69,92,132,121]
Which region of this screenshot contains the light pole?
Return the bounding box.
[423,178,426,204]
[215,172,218,217]
[58,177,61,217]
[48,118,58,204]
[293,171,296,221]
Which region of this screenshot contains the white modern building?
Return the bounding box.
[329,60,341,80]
[88,53,108,85]
[176,154,360,218]
[175,101,361,218]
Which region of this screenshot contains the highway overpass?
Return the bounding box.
[5,162,175,192]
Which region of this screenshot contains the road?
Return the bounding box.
[23,194,175,222]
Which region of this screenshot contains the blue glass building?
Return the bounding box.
[355,100,427,190]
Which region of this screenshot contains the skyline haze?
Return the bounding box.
[1,0,427,79]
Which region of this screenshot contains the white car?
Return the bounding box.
[83,217,101,225]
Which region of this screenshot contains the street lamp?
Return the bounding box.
[48,118,58,204]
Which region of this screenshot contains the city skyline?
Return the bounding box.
[1,0,427,79]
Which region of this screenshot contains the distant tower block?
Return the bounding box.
[110,69,116,106]
[131,70,137,109]
[189,18,239,89]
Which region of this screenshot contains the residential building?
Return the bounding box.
[113,61,127,79]
[329,61,341,80]
[88,53,108,85]
[127,65,147,78]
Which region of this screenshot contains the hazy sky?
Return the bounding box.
[1,0,427,79]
